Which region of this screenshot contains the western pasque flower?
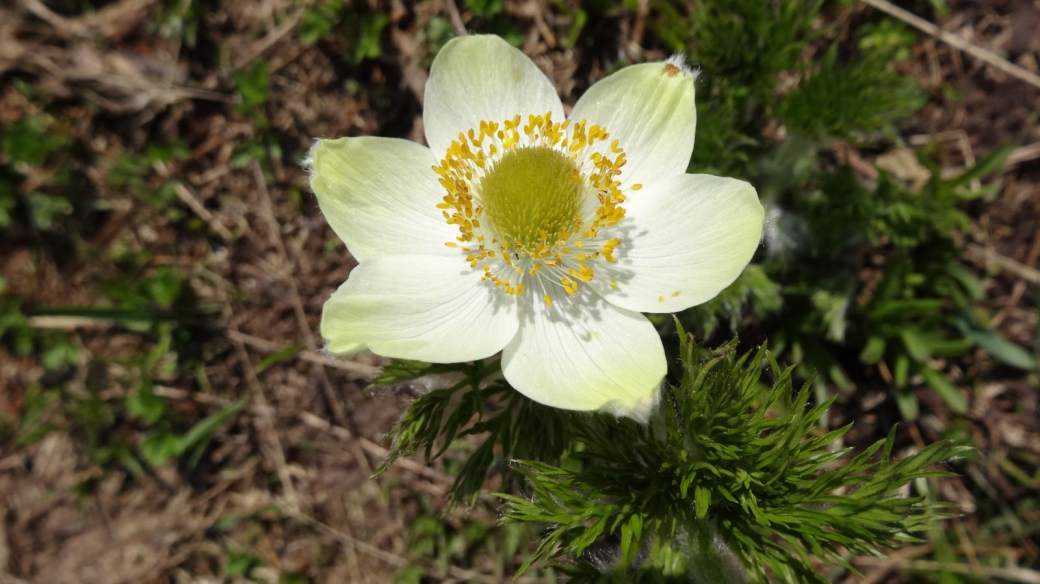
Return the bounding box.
[309,35,763,420]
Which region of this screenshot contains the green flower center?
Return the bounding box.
[479,146,582,251]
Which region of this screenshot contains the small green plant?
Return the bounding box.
[690,0,822,95]
[299,0,387,63]
[8,261,233,479]
[651,0,1031,425]
[359,9,1008,578]
[0,181,15,228]
[0,112,78,234]
[2,113,71,167]
[374,359,570,506]
[108,141,191,219]
[394,500,545,582]
[762,145,1024,418]
[500,330,969,583]
[233,62,271,114]
[222,546,311,583]
[464,0,505,18]
[776,46,926,140]
[155,0,204,46]
[374,329,967,583]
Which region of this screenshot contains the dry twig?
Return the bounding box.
[220,290,303,515]
[855,557,1040,584]
[251,162,349,424]
[226,330,380,378]
[250,162,380,484]
[847,544,932,584]
[967,244,1040,284]
[444,0,467,36]
[19,0,157,38]
[173,183,234,241]
[153,162,235,242]
[230,8,306,71]
[287,509,535,584]
[860,0,1040,91]
[24,315,380,378]
[1006,142,1040,168]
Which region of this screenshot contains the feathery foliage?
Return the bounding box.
[499,327,971,583]
[375,327,969,582]
[373,359,570,506]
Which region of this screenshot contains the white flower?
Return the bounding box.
[308,35,763,421]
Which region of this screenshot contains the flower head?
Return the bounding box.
[309,36,764,421]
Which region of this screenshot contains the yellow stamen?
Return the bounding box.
[562,277,578,296]
[435,111,638,300]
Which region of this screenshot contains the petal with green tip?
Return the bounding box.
[569,60,696,189]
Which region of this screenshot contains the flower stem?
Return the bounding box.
[685,520,749,584]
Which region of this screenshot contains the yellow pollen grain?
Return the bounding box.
[544,293,552,306]
[659,295,665,302]
[672,291,681,297]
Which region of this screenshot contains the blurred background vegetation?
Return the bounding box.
[0,0,1037,582]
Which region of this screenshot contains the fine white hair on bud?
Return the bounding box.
[301,138,322,178]
[601,381,661,424]
[761,204,777,244]
[664,53,700,79]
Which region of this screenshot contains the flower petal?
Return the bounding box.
[501,288,665,421]
[322,255,519,362]
[594,174,764,313]
[424,35,565,158]
[569,60,696,189]
[309,137,457,262]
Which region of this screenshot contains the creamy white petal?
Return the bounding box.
[423,35,565,158]
[569,61,696,189]
[321,255,519,362]
[309,137,457,262]
[593,174,764,313]
[501,287,665,421]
